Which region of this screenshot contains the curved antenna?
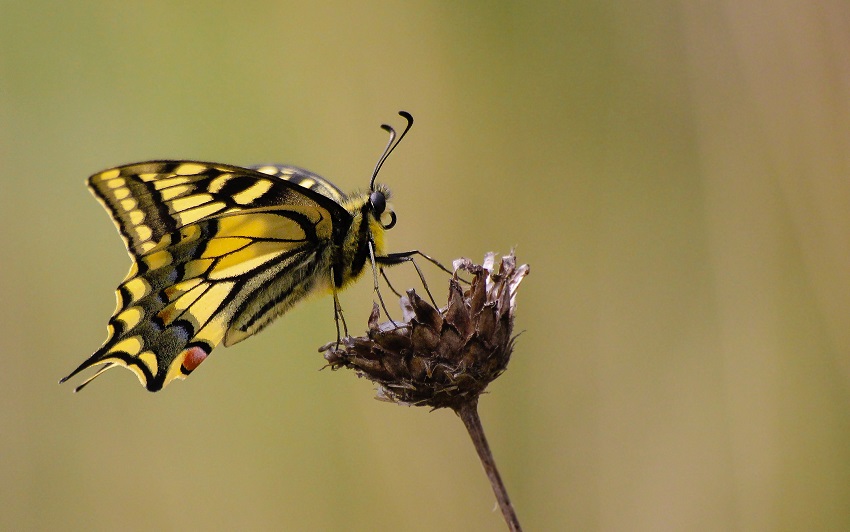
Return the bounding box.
[370,111,414,190]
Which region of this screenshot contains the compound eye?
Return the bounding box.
[369,191,386,214]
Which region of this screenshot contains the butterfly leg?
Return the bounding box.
[380,268,403,298]
[368,241,399,326]
[375,250,446,309]
[330,267,349,343]
[379,249,454,276]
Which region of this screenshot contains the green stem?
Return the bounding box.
[456,399,522,532]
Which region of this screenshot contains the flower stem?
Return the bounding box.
[455,399,523,531]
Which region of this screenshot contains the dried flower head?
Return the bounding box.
[321,252,529,410]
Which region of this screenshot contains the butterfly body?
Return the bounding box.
[63,160,395,391]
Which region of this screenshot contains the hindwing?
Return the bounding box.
[250,164,347,204]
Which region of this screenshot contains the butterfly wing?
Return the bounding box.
[63,161,352,391]
[250,164,347,204]
[87,161,349,256]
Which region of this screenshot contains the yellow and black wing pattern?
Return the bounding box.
[61,160,372,392]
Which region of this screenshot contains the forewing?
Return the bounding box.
[88,161,349,257]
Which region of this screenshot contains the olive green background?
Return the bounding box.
[2,2,849,530]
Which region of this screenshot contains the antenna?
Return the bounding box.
[370,111,414,190]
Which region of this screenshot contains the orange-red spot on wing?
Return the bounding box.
[183,346,208,372]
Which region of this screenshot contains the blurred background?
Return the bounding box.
[2,1,849,530]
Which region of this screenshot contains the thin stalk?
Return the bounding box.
[455,399,522,532]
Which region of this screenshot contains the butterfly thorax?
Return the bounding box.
[333,186,390,290]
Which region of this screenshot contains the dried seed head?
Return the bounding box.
[321,252,529,410]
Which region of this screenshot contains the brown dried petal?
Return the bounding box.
[444,279,473,340]
[406,289,443,330]
[468,271,487,317]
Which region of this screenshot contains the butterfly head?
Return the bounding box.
[369,185,396,230]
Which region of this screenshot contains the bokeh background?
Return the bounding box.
[2,1,849,530]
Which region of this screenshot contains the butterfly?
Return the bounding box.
[61,111,432,392]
